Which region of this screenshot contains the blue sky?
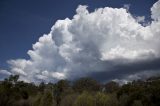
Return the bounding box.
[0,0,160,83]
[0,0,157,68]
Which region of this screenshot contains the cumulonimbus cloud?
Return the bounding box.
[1,0,160,83]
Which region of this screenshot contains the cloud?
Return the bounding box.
[151,0,160,20]
[0,70,11,75]
[113,70,160,85]
[1,0,160,83]
[0,69,11,80]
[89,57,160,82]
[135,16,145,23]
[123,4,130,11]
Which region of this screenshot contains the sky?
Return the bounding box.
[0,0,160,84]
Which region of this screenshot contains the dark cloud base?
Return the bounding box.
[89,58,160,82]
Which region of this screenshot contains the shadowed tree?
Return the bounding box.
[73,77,100,92]
[54,79,70,106]
[104,81,119,93]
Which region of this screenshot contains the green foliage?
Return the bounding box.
[54,79,71,105]
[132,100,143,106]
[74,91,95,106]
[104,81,119,93]
[5,74,19,84]
[0,75,160,106]
[117,77,160,106]
[73,77,100,92]
[106,93,119,106]
[39,82,45,92]
[119,94,129,106]
[60,93,78,106]
[33,90,56,106]
[95,92,109,106]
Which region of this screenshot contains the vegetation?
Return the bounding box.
[0,75,160,106]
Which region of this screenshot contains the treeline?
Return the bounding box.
[0,75,160,106]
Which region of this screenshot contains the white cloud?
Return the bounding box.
[151,0,160,20]
[135,16,145,23]
[2,0,160,83]
[123,4,130,11]
[0,70,11,75]
[113,70,160,85]
[101,45,156,60]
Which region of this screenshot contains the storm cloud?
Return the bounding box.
[1,0,160,83]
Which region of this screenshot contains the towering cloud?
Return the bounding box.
[1,0,160,83]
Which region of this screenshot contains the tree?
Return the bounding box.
[104,81,119,93]
[95,92,109,106]
[73,77,100,92]
[8,75,19,84]
[39,82,45,92]
[60,93,78,106]
[132,100,143,106]
[74,91,95,106]
[54,79,70,106]
[33,90,56,106]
